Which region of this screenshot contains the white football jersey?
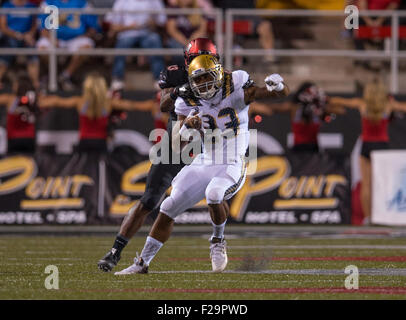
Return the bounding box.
[175,70,251,164]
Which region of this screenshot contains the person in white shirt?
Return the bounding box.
[105,0,167,89]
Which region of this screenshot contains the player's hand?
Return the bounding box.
[265,74,285,92]
[184,111,202,129]
[175,83,194,99]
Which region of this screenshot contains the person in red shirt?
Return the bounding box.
[251,82,342,153]
[358,0,400,28]
[0,72,38,153]
[329,79,406,224]
[360,0,400,11]
[289,82,336,152]
[354,0,401,67]
[40,72,156,152]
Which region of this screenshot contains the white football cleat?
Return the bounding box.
[114,254,148,275]
[210,237,228,273]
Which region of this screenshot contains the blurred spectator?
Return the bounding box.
[39,72,156,153]
[213,0,276,64]
[105,0,166,90]
[329,79,406,224]
[88,0,114,7]
[0,0,39,89]
[354,0,400,48]
[166,0,208,66]
[359,0,400,12]
[166,0,214,15]
[398,0,406,49]
[36,0,100,91]
[252,82,344,153]
[357,0,400,27]
[0,71,38,153]
[255,0,345,10]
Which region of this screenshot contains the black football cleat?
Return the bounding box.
[98,250,120,272]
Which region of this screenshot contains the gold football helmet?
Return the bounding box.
[188,54,224,100]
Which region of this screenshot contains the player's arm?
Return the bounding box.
[111,98,155,112]
[159,66,196,113]
[244,74,289,105]
[160,88,176,112]
[249,102,274,116]
[160,84,195,112]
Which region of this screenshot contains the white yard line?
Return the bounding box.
[172,245,406,250]
[147,268,406,276]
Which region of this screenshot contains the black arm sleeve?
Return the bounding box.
[158,65,189,89]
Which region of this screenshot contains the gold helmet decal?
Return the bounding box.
[188,54,224,100]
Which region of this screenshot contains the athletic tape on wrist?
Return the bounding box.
[275,82,285,92]
[179,124,190,137]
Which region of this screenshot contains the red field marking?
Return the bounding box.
[273,256,406,262]
[165,256,406,262]
[72,287,406,295]
[341,229,392,235]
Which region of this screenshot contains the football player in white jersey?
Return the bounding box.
[114,55,289,275]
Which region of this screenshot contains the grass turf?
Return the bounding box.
[1,235,406,300]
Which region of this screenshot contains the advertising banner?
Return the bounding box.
[1,104,406,225]
[0,151,351,225]
[372,150,406,226]
[177,152,351,225]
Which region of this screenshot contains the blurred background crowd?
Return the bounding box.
[0,0,405,94]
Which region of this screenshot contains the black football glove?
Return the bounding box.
[171,83,194,100]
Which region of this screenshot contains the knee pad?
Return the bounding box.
[160,196,175,215]
[206,187,225,205]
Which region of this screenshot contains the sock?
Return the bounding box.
[111,234,129,256]
[210,219,227,241]
[140,236,163,266]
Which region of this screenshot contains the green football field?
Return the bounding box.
[1,225,406,300]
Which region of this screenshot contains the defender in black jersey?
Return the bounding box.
[98,38,220,272]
